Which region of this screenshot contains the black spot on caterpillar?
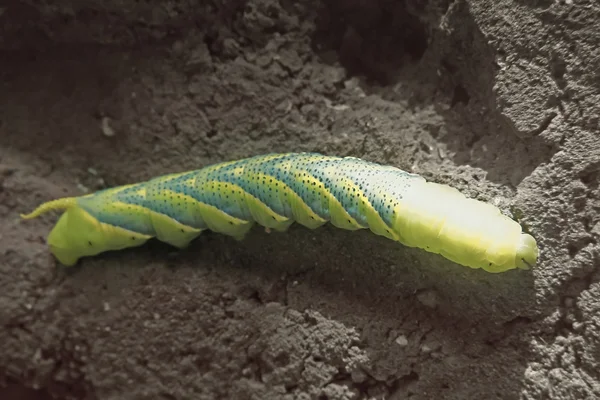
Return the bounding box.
[21,152,539,273]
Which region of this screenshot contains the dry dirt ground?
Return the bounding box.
[1,0,599,399]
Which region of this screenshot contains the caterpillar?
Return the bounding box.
[21,152,538,273]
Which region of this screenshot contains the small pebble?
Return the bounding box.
[101,117,116,137]
[417,289,439,308]
[395,335,409,347]
[77,183,90,193]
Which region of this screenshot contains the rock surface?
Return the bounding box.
[1,0,599,399]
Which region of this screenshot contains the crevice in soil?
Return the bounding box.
[311,0,429,86]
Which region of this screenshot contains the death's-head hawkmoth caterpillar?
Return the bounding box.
[21,153,539,273]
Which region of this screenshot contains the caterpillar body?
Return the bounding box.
[21,153,538,273]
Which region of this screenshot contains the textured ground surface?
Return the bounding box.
[1,0,599,399]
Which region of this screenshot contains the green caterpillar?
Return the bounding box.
[21,152,538,273]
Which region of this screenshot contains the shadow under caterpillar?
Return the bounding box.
[21,152,539,273]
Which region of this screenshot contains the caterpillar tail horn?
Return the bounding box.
[20,197,78,219]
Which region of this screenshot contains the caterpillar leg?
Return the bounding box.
[148,212,203,249]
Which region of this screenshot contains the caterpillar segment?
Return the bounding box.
[21,153,539,273]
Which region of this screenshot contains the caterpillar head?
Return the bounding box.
[46,206,149,266]
[514,233,538,270]
[479,232,539,273]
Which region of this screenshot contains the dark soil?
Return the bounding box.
[1,0,599,399]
